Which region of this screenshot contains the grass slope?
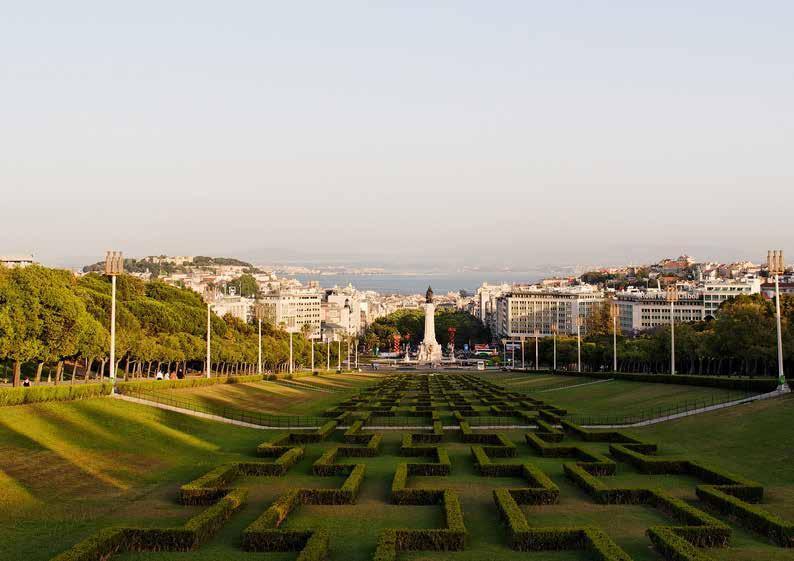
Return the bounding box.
[538,378,754,418]
[143,373,380,417]
[2,373,793,561]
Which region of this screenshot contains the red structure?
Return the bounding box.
[392,333,402,354]
[447,327,457,348]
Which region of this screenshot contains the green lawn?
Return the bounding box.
[142,373,380,417]
[2,373,793,561]
[538,378,755,420]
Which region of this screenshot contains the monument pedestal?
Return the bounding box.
[417,287,442,364]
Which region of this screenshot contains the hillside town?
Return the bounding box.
[3,252,792,349]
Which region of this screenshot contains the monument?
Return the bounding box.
[417,286,442,364]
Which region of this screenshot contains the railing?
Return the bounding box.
[118,386,327,428]
[565,390,758,426]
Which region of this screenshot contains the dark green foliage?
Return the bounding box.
[696,485,794,547]
[0,383,113,407]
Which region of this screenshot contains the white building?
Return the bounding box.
[615,290,705,333]
[210,294,254,323]
[1,254,35,268]
[494,285,604,338]
[700,278,761,318]
[259,288,322,337]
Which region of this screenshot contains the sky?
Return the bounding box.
[2,2,793,270]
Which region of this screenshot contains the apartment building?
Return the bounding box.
[494,285,604,338]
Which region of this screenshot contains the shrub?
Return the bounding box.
[0,383,113,407]
[647,526,715,561]
[696,485,794,547]
[50,527,129,561]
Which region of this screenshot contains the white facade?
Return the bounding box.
[616,291,705,333]
[259,289,322,337]
[211,295,254,323]
[700,278,761,318]
[495,285,604,338]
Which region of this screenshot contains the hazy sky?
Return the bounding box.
[2,2,793,270]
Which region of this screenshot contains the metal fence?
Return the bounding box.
[118,386,327,428]
[565,390,757,426]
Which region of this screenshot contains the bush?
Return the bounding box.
[647,526,715,561]
[119,374,263,393]
[0,383,113,407]
[696,485,793,547]
[50,527,129,561]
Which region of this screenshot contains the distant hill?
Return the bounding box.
[81,255,256,276]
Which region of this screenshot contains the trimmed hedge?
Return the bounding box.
[50,527,129,561]
[0,383,113,407]
[52,489,247,560]
[377,490,467,557]
[493,489,631,559]
[647,526,715,561]
[119,374,264,393]
[696,485,794,547]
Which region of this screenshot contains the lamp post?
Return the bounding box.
[768,250,788,390]
[104,251,124,388]
[354,338,358,370]
[610,302,619,373]
[326,337,330,371]
[511,338,515,367]
[576,315,583,373]
[206,302,212,378]
[337,338,342,371]
[667,286,679,375]
[534,329,540,371]
[551,324,558,372]
[289,330,294,375]
[501,338,508,367]
[520,336,525,370]
[255,306,263,375]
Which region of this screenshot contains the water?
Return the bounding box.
[289,271,544,295]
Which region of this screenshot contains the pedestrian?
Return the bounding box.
[155,370,164,380]
[22,376,31,387]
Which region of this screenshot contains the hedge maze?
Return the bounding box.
[51,373,794,560]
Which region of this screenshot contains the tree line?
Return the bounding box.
[0,265,348,386]
[513,295,793,376]
[364,309,491,352]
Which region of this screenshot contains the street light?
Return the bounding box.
[520,336,525,370]
[551,324,558,372]
[666,285,679,375]
[354,338,358,370]
[610,302,619,373]
[575,315,583,373]
[326,336,331,371]
[255,305,263,375]
[104,251,123,388]
[534,328,540,371]
[206,302,213,378]
[311,334,315,373]
[501,338,508,367]
[289,329,294,375]
[338,337,342,371]
[768,250,788,390]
